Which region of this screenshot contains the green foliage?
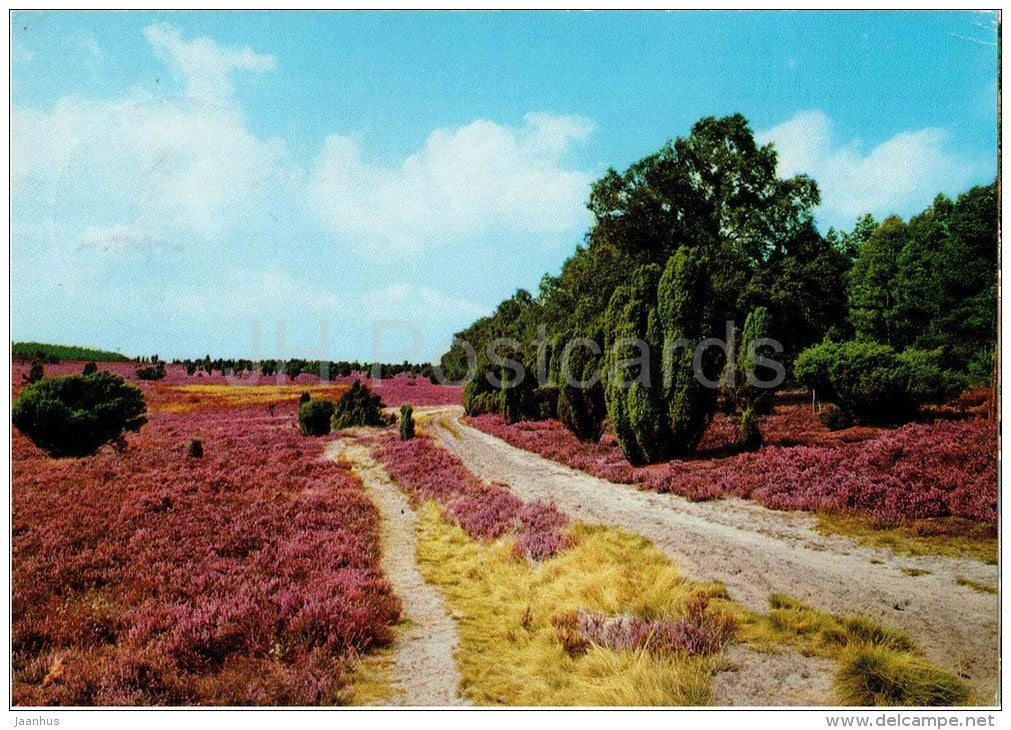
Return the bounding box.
[299,391,312,406]
[298,398,335,436]
[82,361,98,376]
[836,645,969,706]
[399,404,415,441]
[331,381,390,430]
[557,375,606,444]
[12,341,131,363]
[532,385,560,421]
[501,368,539,426]
[443,114,844,448]
[26,363,44,384]
[795,340,961,425]
[847,183,997,381]
[657,248,719,457]
[188,438,204,458]
[736,406,762,450]
[817,403,851,431]
[603,265,668,465]
[895,348,965,405]
[463,379,502,416]
[847,216,907,344]
[12,371,147,457]
[135,363,166,381]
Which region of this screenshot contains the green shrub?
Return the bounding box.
[795,340,961,425]
[556,342,606,442]
[836,645,968,706]
[463,379,501,416]
[896,348,965,405]
[533,385,560,421]
[501,368,538,425]
[188,438,204,458]
[736,406,762,450]
[656,248,719,457]
[603,264,670,465]
[26,362,44,384]
[817,403,851,431]
[298,398,335,436]
[332,381,390,430]
[299,391,312,406]
[12,371,147,457]
[399,404,415,441]
[135,363,166,381]
[82,361,98,376]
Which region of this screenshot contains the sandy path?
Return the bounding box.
[327,439,466,706]
[421,406,999,703]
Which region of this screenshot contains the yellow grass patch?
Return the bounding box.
[414,501,732,706]
[346,647,396,705]
[738,594,969,706]
[815,513,997,565]
[153,384,349,413]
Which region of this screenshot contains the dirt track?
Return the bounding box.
[328,439,466,706]
[420,406,999,703]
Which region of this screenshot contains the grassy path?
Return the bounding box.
[327,439,466,706]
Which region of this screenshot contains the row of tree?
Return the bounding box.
[169,356,439,380]
[440,114,996,464]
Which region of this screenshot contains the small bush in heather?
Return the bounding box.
[795,340,919,424]
[298,391,311,406]
[26,362,44,384]
[188,438,204,458]
[135,363,166,381]
[12,371,147,457]
[82,361,98,376]
[298,399,335,436]
[736,406,762,450]
[818,403,851,431]
[332,381,390,430]
[399,404,415,441]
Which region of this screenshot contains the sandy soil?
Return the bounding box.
[420,406,999,704]
[327,439,466,706]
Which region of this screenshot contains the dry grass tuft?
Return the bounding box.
[956,576,998,595]
[816,514,997,564]
[836,645,969,706]
[740,594,967,706]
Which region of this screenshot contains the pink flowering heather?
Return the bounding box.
[12,363,460,407]
[468,405,997,527]
[374,433,571,560]
[13,397,400,706]
[553,597,736,658]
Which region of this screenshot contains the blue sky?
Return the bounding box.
[11,10,998,361]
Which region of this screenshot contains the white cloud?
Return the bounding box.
[143,22,276,103]
[310,112,595,253]
[12,24,288,239]
[757,110,975,229]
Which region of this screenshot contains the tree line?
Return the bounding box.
[439,114,997,464]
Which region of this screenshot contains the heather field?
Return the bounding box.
[467,400,997,530]
[10,365,467,706]
[12,362,461,407]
